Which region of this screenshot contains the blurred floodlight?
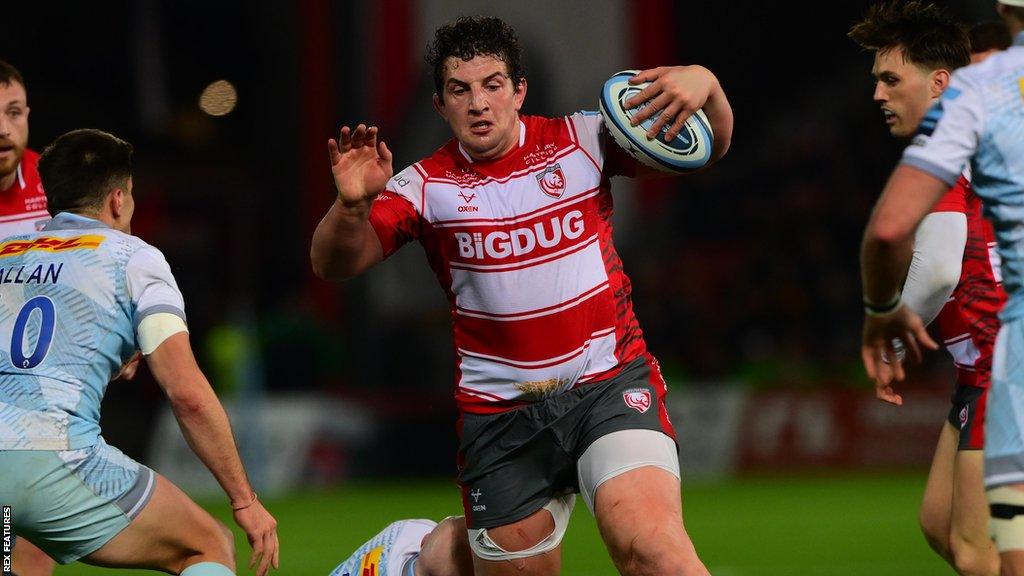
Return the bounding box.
[199,80,238,116]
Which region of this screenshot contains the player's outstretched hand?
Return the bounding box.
[624,65,718,142]
[861,304,938,405]
[233,497,279,576]
[328,124,393,208]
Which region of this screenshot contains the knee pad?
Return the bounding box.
[989,486,1024,552]
[467,494,574,561]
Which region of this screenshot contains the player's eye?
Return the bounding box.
[487,83,502,91]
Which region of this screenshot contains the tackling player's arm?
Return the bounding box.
[146,332,280,576]
[129,245,279,574]
[620,65,734,178]
[860,165,947,386]
[311,124,391,281]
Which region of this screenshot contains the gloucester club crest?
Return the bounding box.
[536,163,566,198]
[623,388,651,413]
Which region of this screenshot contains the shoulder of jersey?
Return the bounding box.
[22,148,41,166]
[957,51,1014,82]
[20,148,42,182]
[116,230,158,255]
[535,114,577,145]
[385,163,427,201]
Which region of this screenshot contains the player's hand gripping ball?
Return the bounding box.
[599,70,714,174]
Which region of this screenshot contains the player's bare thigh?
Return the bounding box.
[82,473,234,573]
[594,466,708,576]
[11,540,55,576]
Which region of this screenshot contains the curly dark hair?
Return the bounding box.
[426,16,525,95]
[848,0,969,71]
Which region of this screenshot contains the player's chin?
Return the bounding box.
[889,124,912,138]
[461,128,492,144]
[0,159,16,178]
[460,135,495,156]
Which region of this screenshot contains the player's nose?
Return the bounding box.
[873,82,888,103]
[468,87,488,112]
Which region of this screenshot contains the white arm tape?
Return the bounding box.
[902,211,966,327]
[138,312,189,355]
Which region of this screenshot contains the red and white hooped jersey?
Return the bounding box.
[0,149,50,237]
[931,175,1006,389]
[369,113,646,414]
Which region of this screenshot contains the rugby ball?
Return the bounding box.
[599,70,714,173]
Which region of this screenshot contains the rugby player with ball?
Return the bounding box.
[313,15,732,576]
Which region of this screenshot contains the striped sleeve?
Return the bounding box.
[369,165,425,258]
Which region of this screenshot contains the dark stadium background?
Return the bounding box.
[1,1,1009,574]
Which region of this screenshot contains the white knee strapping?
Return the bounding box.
[577,429,680,513]
[467,494,575,561]
[990,486,1024,552]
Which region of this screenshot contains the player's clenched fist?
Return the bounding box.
[328,124,393,208]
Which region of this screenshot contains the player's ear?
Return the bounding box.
[109,188,124,218]
[514,78,527,111]
[930,69,951,98]
[432,93,446,118]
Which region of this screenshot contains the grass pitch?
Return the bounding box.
[55,472,950,575]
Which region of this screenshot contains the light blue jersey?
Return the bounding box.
[330,519,436,576]
[901,32,1024,488]
[902,33,1024,320]
[0,212,185,450]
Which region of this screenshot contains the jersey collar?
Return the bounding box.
[2,163,25,194]
[457,119,526,164]
[43,212,110,231]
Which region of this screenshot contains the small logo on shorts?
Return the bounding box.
[959,406,970,429]
[623,389,652,413]
[470,488,486,512]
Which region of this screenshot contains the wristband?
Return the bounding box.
[864,293,902,317]
[231,491,258,511]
